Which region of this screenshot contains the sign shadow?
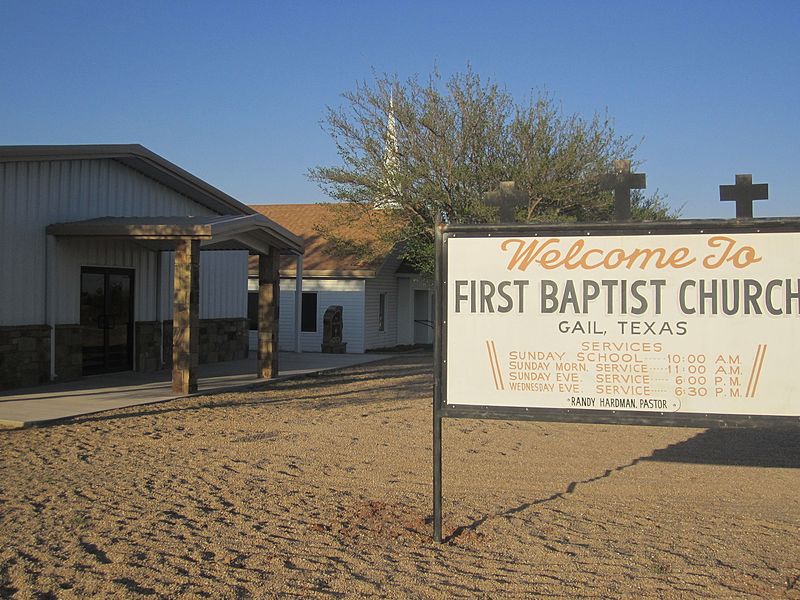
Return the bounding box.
[444,427,799,543]
[643,427,800,469]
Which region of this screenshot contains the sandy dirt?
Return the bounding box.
[1,352,799,599]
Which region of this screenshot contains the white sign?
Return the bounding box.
[445,231,800,417]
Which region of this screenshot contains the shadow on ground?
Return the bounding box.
[446,427,800,542]
[644,427,800,468]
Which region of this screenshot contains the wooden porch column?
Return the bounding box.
[258,248,280,378]
[172,238,200,394]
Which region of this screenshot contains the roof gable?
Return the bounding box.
[250,203,398,277]
[0,144,256,217]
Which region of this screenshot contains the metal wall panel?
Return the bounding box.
[55,238,158,323]
[160,251,249,320]
[0,159,216,326]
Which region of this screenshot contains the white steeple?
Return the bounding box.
[377,92,400,209]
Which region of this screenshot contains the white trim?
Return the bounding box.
[46,235,57,380]
[156,250,164,368]
[295,255,303,353]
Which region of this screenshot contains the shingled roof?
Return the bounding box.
[249,204,397,277]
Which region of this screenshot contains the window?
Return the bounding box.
[301,292,317,332]
[378,293,386,331]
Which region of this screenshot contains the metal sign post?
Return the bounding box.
[433,221,444,543]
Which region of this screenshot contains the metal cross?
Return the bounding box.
[484,181,528,222]
[600,159,646,222]
[719,174,768,219]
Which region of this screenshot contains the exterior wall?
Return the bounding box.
[0,316,249,390]
[396,275,434,346]
[277,287,295,352]
[364,256,401,350]
[0,157,255,389]
[397,277,413,346]
[199,318,248,364]
[135,321,162,372]
[247,268,433,353]
[296,278,365,353]
[249,278,365,353]
[162,318,249,366]
[0,325,50,390]
[160,250,249,320]
[55,238,160,323]
[0,325,84,390]
[57,241,248,325]
[0,158,216,327]
[54,325,83,382]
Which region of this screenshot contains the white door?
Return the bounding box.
[413,289,431,344]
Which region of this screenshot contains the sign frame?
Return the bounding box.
[432,217,800,542]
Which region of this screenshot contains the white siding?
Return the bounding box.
[277,287,296,352]
[364,257,401,350]
[0,159,216,326]
[273,278,366,353]
[160,251,249,320]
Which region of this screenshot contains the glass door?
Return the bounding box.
[80,268,134,375]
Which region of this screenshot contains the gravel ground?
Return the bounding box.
[1,352,799,599]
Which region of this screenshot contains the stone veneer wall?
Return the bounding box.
[0,318,249,390]
[199,318,249,364]
[0,325,50,390]
[162,318,248,367]
[54,325,83,383]
[135,321,163,373]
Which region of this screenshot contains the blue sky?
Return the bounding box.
[1,1,797,219]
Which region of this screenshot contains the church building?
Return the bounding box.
[0,145,303,393]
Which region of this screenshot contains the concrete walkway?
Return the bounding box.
[0,352,395,428]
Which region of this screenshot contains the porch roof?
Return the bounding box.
[46,214,304,255]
